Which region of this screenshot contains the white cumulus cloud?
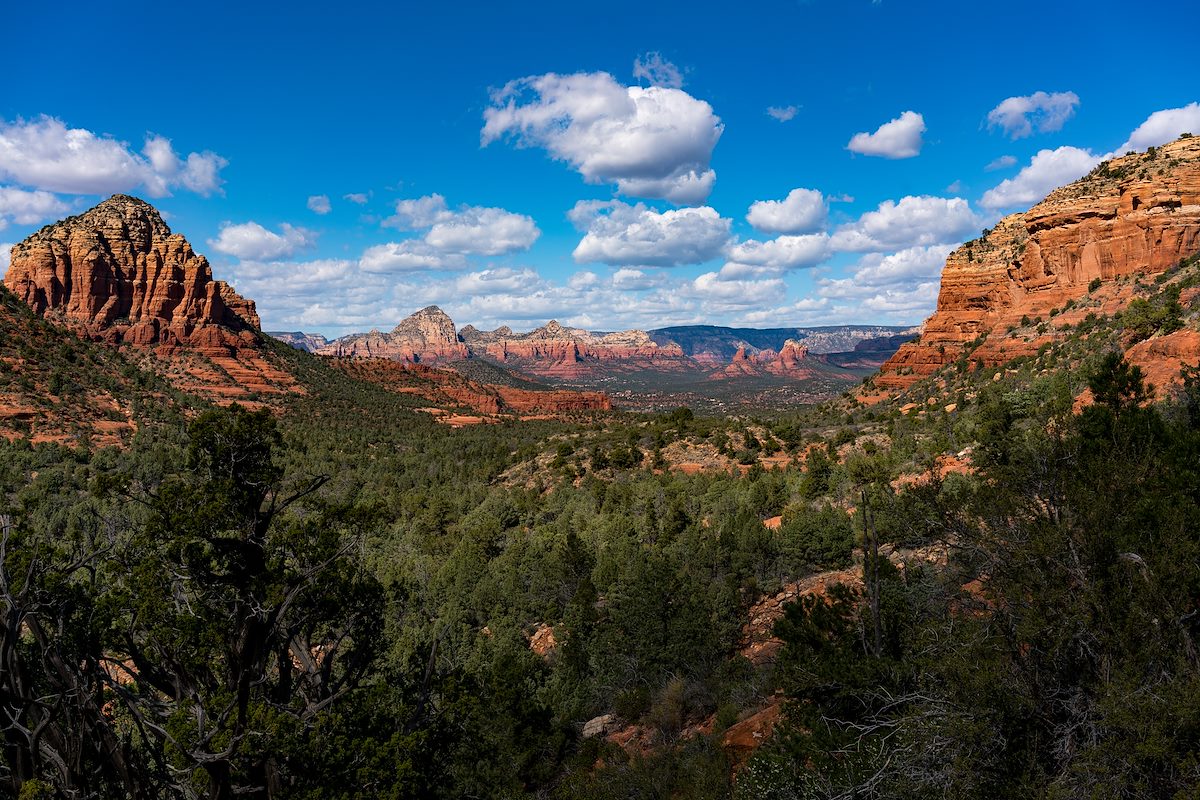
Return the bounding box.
[0,186,69,228]
[455,267,541,296]
[691,272,786,309]
[725,234,831,272]
[980,146,1100,210]
[383,194,453,230]
[570,200,731,266]
[632,52,684,89]
[381,194,539,256]
[0,242,11,279]
[987,91,1080,139]
[1113,102,1200,154]
[0,117,227,197]
[847,111,925,159]
[852,244,954,286]
[611,267,664,290]
[482,71,723,204]
[307,194,331,214]
[358,241,468,273]
[425,206,540,256]
[745,188,827,234]
[766,105,799,122]
[209,221,317,260]
[831,195,980,252]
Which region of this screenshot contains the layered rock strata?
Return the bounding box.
[5,195,260,349]
[316,306,469,362]
[878,136,1200,390]
[4,195,297,398]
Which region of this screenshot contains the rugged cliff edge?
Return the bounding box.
[5,195,259,348]
[315,305,470,363]
[877,135,1200,390]
[3,195,297,399]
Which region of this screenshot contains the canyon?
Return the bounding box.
[278,309,910,386]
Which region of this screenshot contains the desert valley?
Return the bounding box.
[3,2,1200,798]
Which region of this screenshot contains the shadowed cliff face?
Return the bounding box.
[4,194,259,348]
[878,136,1200,390]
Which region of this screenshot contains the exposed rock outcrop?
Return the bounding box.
[712,339,814,379]
[316,306,469,363]
[3,195,298,399]
[269,331,330,352]
[463,320,691,378]
[5,195,259,348]
[878,136,1200,390]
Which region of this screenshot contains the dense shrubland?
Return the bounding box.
[4,335,1200,798]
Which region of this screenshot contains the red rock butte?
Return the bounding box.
[877,135,1200,390]
[3,194,297,398]
[4,194,260,348]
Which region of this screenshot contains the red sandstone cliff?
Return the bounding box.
[5,195,260,348]
[712,339,813,379]
[463,320,691,378]
[3,195,297,399]
[877,136,1200,390]
[315,305,469,363]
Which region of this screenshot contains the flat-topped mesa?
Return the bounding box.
[4,195,259,349]
[316,305,469,363]
[878,135,1200,390]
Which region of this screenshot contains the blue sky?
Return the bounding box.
[1,0,1198,336]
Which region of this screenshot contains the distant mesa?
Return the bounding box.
[286,309,913,384]
[877,135,1200,391]
[269,331,329,352]
[315,305,469,363]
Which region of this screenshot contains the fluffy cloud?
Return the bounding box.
[570,200,731,266]
[0,186,69,229]
[358,241,467,273]
[568,270,599,289]
[987,91,1080,139]
[851,244,954,286]
[0,117,227,196]
[482,71,723,204]
[307,194,331,214]
[691,272,786,308]
[745,188,826,234]
[1114,102,1200,154]
[831,195,979,252]
[383,194,453,230]
[986,154,1018,171]
[455,267,541,295]
[209,221,317,260]
[766,105,799,122]
[611,267,664,290]
[980,146,1100,210]
[381,194,540,256]
[0,243,11,279]
[425,206,540,256]
[847,111,925,159]
[343,192,369,204]
[632,52,684,89]
[725,234,830,272]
